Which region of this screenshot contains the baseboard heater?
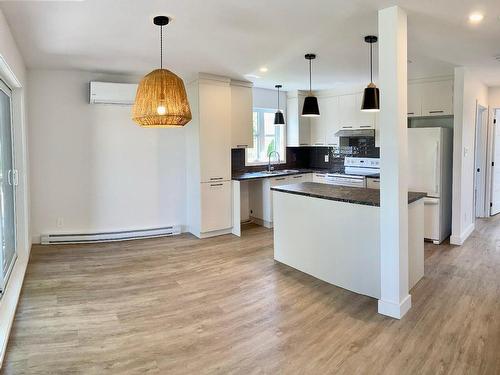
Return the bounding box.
[40,225,181,245]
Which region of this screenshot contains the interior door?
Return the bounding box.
[491,112,500,215]
[408,128,441,197]
[0,79,16,294]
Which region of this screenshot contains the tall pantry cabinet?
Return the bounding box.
[186,74,233,238]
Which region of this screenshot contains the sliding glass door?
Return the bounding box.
[0,79,16,296]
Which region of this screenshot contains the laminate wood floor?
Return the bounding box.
[2,219,500,375]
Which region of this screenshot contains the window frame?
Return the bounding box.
[245,107,286,166]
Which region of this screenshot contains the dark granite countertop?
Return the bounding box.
[232,168,380,181]
[271,182,426,207]
[232,169,314,181]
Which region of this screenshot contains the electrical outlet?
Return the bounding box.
[57,217,64,228]
[324,154,329,163]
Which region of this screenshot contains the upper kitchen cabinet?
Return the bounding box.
[230,80,253,149]
[421,80,453,116]
[338,94,357,129]
[312,95,340,147]
[287,91,311,146]
[408,79,453,117]
[355,93,376,129]
[407,83,422,117]
[198,80,232,182]
[338,93,375,130]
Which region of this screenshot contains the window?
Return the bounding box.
[246,108,285,165]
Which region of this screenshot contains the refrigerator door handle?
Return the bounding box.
[434,141,440,196]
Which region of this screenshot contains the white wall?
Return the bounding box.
[28,69,187,241]
[0,8,30,366]
[489,87,500,108]
[253,87,287,115]
[451,67,488,245]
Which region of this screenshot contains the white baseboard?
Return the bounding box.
[378,294,412,319]
[450,223,475,245]
[194,228,233,239]
[0,257,28,368]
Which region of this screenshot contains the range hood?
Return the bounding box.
[334,128,375,138]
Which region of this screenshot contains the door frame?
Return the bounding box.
[487,108,500,216]
[474,103,489,218]
[0,78,17,294]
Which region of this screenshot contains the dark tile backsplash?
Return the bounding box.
[232,138,379,173]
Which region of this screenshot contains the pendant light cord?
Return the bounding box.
[277,86,280,110]
[370,41,373,83]
[160,25,163,69]
[309,59,312,92]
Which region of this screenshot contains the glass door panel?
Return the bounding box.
[0,79,16,295]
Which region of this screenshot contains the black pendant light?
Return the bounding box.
[274,85,285,125]
[361,35,380,112]
[302,54,320,117]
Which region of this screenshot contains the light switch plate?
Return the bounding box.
[324,154,329,162]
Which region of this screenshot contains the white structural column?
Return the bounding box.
[377,6,411,319]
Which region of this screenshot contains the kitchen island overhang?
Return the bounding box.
[272,182,426,302]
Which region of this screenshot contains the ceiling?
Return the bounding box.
[1,0,499,90]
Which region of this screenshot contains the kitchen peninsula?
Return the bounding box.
[272,182,426,298]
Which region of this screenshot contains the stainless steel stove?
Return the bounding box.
[327,157,380,188]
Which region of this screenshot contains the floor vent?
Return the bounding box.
[40,226,181,245]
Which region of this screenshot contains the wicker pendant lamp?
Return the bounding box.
[132,16,192,127]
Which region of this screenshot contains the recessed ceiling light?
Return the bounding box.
[259,67,268,73]
[469,12,484,23]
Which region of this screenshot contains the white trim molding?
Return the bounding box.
[450,222,475,245]
[378,294,412,319]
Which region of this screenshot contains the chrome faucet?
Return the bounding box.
[268,151,280,172]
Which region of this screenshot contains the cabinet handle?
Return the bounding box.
[236,144,248,148]
[407,112,415,115]
[210,183,224,187]
[210,177,223,180]
[315,143,324,145]
[293,176,303,179]
[429,110,444,114]
[299,143,309,146]
[342,126,353,129]
[360,126,372,128]
[275,177,286,181]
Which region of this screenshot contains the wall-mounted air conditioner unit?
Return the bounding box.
[89,81,138,105]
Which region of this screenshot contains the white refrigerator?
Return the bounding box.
[408,128,453,244]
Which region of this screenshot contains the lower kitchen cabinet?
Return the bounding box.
[249,174,312,227]
[313,172,327,183]
[366,177,380,189]
[200,181,232,233]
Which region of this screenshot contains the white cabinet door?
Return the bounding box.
[201,181,232,233]
[310,115,326,146]
[313,173,327,183]
[287,94,311,147]
[355,92,375,129]
[199,83,231,182]
[338,94,357,129]
[288,173,312,183]
[297,95,311,146]
[407,83,422,117]
[366,177,380,189]
[231,84,253,149]
[423,197,440,241]
[323,96,340,147]
[311,97,333,146]
[421,80,453,116]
